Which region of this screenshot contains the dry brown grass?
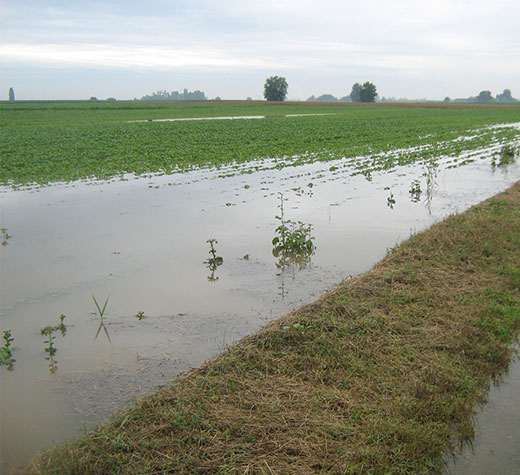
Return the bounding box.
[26,182,520,474]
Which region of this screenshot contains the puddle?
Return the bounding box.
[1,143,520,472]
[444,348,520,474]
[128,113,332,122]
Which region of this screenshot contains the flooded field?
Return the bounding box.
[445,347,520,474]
[1,141,519,471]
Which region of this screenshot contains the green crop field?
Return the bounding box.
[1,101,519,187]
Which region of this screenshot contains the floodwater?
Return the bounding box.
[1,141,519,472]
[129,113,331,122]
[444,348,520,474]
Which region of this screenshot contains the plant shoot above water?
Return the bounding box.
[272,193,315,261]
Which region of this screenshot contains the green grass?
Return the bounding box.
[26,181,520,474]
[1,101,519,187]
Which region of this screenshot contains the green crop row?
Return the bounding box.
[1,102,519,187]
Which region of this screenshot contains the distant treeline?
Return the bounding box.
[451,89,518,104]
[307,88,518,104]
[140,89,206,101]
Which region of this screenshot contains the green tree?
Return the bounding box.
[496,89,513,103]
[350,83,361,102]
[264,76,288,101]
[359,82,377,102]
[8,87,15,102]
[476,90,493,103]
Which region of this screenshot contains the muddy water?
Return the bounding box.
[444,349,520,474]
[1,148,519,472]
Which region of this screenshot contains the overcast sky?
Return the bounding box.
[1,0,519,101]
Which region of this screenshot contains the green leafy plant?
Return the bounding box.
[205,239,223,267]
[40,314,67,337]
[42,327,58,374]
[1,228,11,246]
[409,179,422,202]
[1,329,15,369]
[272,193,315,258]
[498,143,517,166]
[136,311,145,321]
[205,239,223,282]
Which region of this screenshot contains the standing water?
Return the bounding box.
[1,144,520,472]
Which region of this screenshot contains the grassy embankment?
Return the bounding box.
[26,181,520,473]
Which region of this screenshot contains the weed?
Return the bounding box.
[42,327,58,374]
[272,193,315,261]
[1,228,11,246]
[0,329,16,370]
[136,311,145,321]
[409,179,422,202]
[205,239,223,282]
[387,193,396,208]
[92,295,112,345]
[498,143,517,165]
[41,314,67,337]
[205,239,223,267]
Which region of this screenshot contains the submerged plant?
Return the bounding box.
[1,329,16,370]
[272,193,315,259]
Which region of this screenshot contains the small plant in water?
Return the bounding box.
[92,294,112,344]
[205,239,223,282]
[41,314,67,337]
[136,311,145,320]
[387,193,396,209]
[409,179,422,202]
[205,239,223,267]
[272,193,315,258]
[498,143,517,166]
[42,327,58,374]
[1,329,16,370]
[1,228,11,246]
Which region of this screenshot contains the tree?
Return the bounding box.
[350,83,361,102]
[359,82,377,102]
[8,87,15,102]
[264,76,288,101]
[316,94,337,102]
[476,90,493,103]
[496,89,513,103]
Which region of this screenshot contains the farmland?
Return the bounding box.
[1,101,519,186]
[1,101,520,473]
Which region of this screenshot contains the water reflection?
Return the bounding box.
[92,296,113,346]
[424,160,439,214]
